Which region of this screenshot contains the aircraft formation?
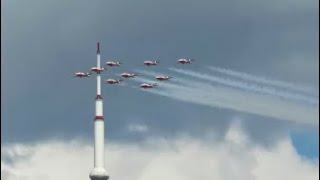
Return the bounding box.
[74,58,194,89]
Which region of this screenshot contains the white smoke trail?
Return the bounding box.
[169,68,318,105]
[207,66,316,94]
[132,76,319,126]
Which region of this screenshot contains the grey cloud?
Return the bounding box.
[2,0,318,145]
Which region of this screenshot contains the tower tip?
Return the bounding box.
[97,42,100,54]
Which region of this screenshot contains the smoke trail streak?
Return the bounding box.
[132,76,319,126]
[207,66,316,94]
[169,68,318,105]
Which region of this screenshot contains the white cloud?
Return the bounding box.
[1,124,319,180]
[126,123,148,133]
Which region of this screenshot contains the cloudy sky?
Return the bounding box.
[1,0,319,179]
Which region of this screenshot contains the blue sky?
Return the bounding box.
[291,129,319,159]
[1,0,319,179]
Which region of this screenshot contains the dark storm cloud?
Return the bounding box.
[1,0,318,146]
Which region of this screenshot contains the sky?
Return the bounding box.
[1,0,319,179]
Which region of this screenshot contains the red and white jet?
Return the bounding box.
[144,60,159,66]
[74,72,92,78]
[105,61,122,67]
[106,79,123,84]
[140,83,157,89]
[90,67,106,73]
[121,72,137,78]
[155,75,173,81]
[177,58,194,64]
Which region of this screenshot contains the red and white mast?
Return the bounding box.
[90,42,109,180]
